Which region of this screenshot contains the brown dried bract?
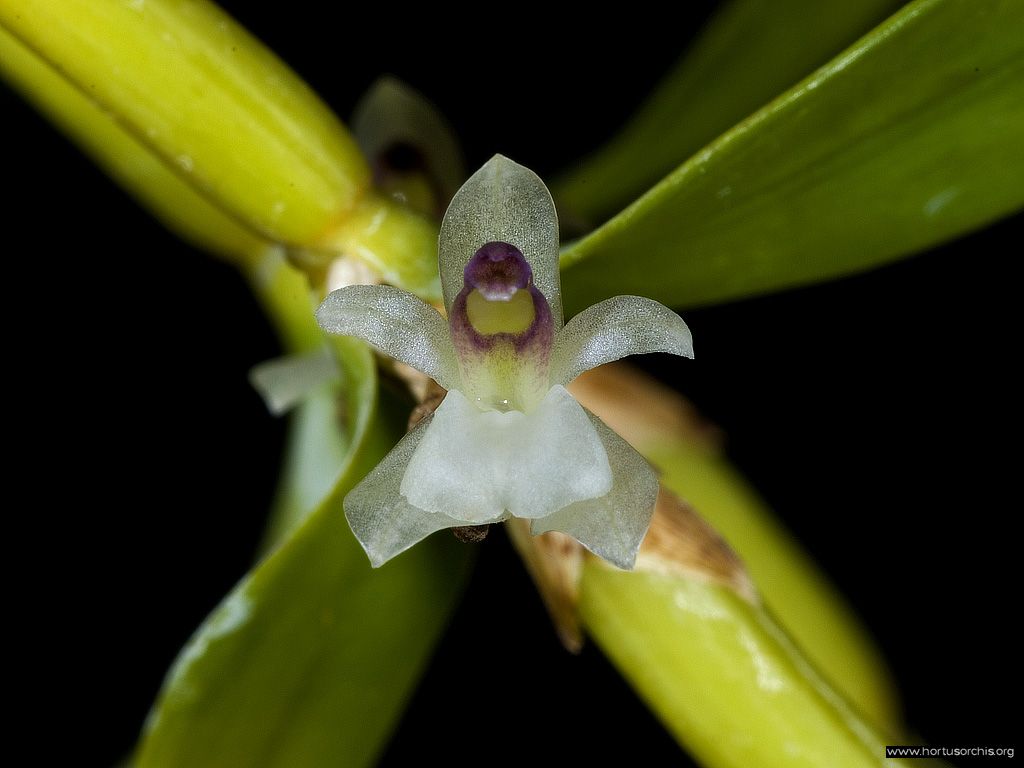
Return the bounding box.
[407,378,447,430]
[505,520,585,653]
[635,488,757,603]
[452,525,490,544]
[568,362,722,454]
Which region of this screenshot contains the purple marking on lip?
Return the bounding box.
[463,242,532,300]
[450,241,554,356]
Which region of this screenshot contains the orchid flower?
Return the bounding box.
[317,155,693,568]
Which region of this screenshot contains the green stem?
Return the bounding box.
[652,443,900,731]
[0,2,441,296]
[0,0,367,245]
[580,564,910,768]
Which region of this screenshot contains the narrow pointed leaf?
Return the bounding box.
[135,437,471,767]
[553,0,903,224]
[245,249,326,356]
[559,0,1024,312]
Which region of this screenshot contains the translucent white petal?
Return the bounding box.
[532,411,659,570]
[248,346,339,415]
[344,415,465,567]
[549,295,694,386]
[316,284,461,390]
[439,155,562,327]
[402,386,611,524]
[351,76,465,203]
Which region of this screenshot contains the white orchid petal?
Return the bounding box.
[316,284,460,390]
[344,415,464,567]
[248,346,339,415]
[532,411,659,570]
[402,386,611,523]
[439,155,562,327]
[549,296,694,385]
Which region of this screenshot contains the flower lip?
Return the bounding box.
[464,241,532,300]
[453,240,552,364]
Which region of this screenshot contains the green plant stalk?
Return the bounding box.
[0,0,366,245]
[652,442,900,732]
[570,368,900,733]
[553,0,904,225]
[0,1,442,297]
[580,565,912,768]
[0,23,266,264]
[559,0,1024,312]
[244,250,324,353]
[135,413,473,768]
[317,196,442,301]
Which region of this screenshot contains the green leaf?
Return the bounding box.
[136,407,471,767]
[559,0,1024,312]
[136,312,472,767]
[580,565,911,768]
[553,0,903,225]
[243,249,380,548]
[257,336,377,552]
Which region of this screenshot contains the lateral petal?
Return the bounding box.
[550,295,693,385]
[317,284,460,390]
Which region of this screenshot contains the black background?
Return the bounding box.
[5,2,1018,765]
